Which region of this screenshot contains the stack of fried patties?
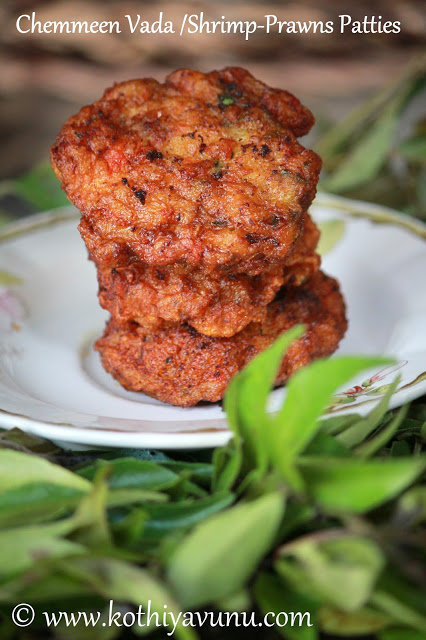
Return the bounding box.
[51,67,347,407]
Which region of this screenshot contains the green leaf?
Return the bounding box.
[215,326,304,491]
[15,161,69,211]
[237,326,305,443]
[216,587,250,612]
[337,376,400,449]
[277,502,316,539]
[78,458,179,491]
[390,440,411,457]
[212,442,242,492]
[254,572,318,639]
[316,219,345,256]
[354,404,409,458]
[397,135,426,163]
[106,488,167,508]
[168,492,285,608]
[0,483,85,528]
[372,590,426,632]
[71,470,111,547]
[299,456,425,513]
[320,62,426,194]
[320,413,361,436]
[0,519,84,579]
[315,82,393,160]
[395,486,426,525]
[375,572,426,631]
[323,97,401,192]
[315,72,402,160]
[0,450,91,493]
[303,431,350,457]
[319,605,391,635]
[0,568,95,603]
[161,461,213,488]
[214,377,244,491]
[271,356,391,479]
[407,404,426,422]
[59,556,196,640]
[228,325,305,472]
[276,536,384,612]
[47,606,120,640]
[316,55,426,162]
[141,493,234,542]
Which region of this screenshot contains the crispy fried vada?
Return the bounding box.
[51,67,347,407]
[95,272,347,407]
[51,67,321,272]
[96,213,321,337]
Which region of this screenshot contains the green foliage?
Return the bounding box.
[0,327,424,639]
[78,458,181,491]
[317,55,426,216]
[316,219,345,256]
[254,572,319,639]
[276,535,385,612]
[1,161,69,211]
[298,457,425,513]
[168,492,284,608]
[0,450,90,493]
[0,66,425,639]
[324,97,403,193]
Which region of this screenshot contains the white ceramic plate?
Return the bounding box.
[0,194,425,449]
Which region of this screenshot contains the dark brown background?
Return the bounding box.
[1,0,425,179]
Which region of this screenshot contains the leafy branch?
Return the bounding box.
[0,328,424,639]
[316,54,426,217]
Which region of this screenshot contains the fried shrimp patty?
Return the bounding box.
[51,67,321,271]
[51,67,347,407]
[95,272,347,407]
[96,213,320,337]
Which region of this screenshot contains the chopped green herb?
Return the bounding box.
[218,94,235,107]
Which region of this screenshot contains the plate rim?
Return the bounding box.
[0,193,425,450]
[1,380,425,450]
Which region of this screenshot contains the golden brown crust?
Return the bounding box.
[96,213,321,337]
[51,67,321,271]
[97,262,284,337]
[166,67,315,138]
[51,68,346,408]
[95,272,347,407]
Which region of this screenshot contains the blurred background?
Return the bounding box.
[0,0,425,217]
